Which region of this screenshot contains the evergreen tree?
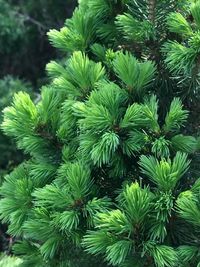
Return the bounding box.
[1,1,200,267]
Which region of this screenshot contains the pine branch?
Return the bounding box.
[148,0,157,24]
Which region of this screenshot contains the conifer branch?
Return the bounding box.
[148,0,157,24]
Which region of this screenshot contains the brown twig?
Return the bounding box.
[148,0,157,24]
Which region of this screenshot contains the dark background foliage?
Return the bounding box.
[0,0,77,86]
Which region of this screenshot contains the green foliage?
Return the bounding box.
[113,52,156,98]
[46,51,105,98]
[164,0,200,98]
[139,152,190,191]
[144,243,178,267]
[116,13,154,42]
[48,8,96,52]
[0,76,32,174]
[83,179,189,266]
[1,1,200,267]
[163,98,188,133]
[0,254,22,267]
[166,12,193,37]
[1,50,199,266]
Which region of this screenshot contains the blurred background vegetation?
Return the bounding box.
[0,0,77,85]
[0,0,77,261]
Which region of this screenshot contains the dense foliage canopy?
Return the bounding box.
[1,1,200,267]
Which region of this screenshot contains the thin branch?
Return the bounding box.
[16,12,49,34]
[148,0,157,24]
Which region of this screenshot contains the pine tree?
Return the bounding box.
[1,1,200,267]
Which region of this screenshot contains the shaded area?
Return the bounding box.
[0,0,77,86]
